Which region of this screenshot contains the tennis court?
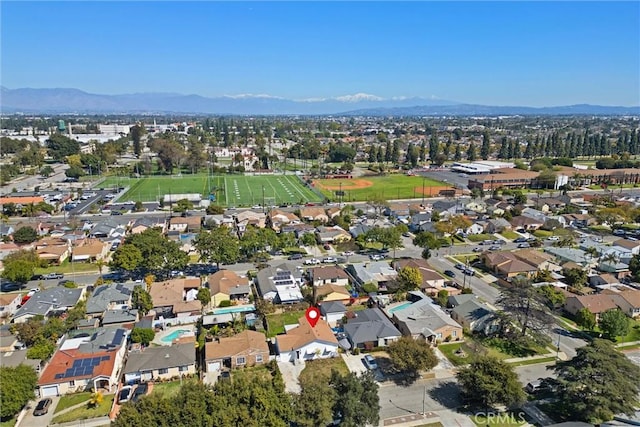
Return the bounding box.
[99,174,323,206]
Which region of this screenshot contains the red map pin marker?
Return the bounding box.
[305,306,321,327]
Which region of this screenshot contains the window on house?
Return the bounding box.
[436,333,442,339]
[331,278,337,283]
[255,355,263,363]
[179,366,189,372]
[452,330,457,337]
[236,356,246,365]
[69,380,75,387]
[159,368,169,375]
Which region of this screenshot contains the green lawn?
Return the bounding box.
[51,394,114,424]
[0,418,16,427]
[35,260,99,275]
[299,357,350,383]
[500,230,520,240]
[509,356,557,367]
[467,234,495,243]
[439,337,547,366]
[314,174,448,201]
[100,174,323,206]
[532,229,553,238]
[617,319,640,344]
[265,310,307,337]
[151,380,188,398]
[54,392,92,414]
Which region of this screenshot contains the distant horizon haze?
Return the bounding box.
[1,2,638,107]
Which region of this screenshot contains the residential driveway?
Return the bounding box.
[277,360,305,394]
[18,396,60,427]
[341,352,368,375]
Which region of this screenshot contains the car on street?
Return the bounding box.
[488,245,501,251]
[462,268,476,276]
[514,237,528,243]
[304,258,320,265]
[547,236,560,241]
[342,251,354,256]
[363,355,378,370]
[369,254,385,261]
[132,382,149,403]
[288,254,303,260]
[444,270,456,277]
[323,257,337,263]
[43,273,64,280]
[33,398,52,416]
[118,385,133,404]
[517,243,531,248]
[472,247,482,252]
[454,263,465,270]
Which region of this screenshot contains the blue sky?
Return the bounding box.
[1,1,639,106]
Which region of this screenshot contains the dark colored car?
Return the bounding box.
[1,282,21,292]
[132,382,149,402]
[111,210,123,215]
[288,254,303,260]
[33,398,52,416]
[31,274,44,281]
[444,270,456,278]
[514,237,528,243]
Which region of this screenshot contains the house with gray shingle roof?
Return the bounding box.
[343,308,401,350]
[122,342,196,384]
[451,299,498,335]
[346,261,397,291]
[101,309,139,327]
[86,283,138,318]
[13,287,85,324]
[392,298,462,343]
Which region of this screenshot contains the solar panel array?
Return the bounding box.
[53,355,111,380]
[274,270,294,286]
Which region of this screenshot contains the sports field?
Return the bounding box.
[313,174,451,201]
[99,174,323,206]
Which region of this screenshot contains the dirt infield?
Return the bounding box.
[415,186,464,196]
[315,179,374,191]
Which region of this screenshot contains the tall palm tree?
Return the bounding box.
[95,259,105,283]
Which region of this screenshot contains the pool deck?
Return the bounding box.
[152,325,196,347]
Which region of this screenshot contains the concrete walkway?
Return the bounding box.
[277,360,306,394]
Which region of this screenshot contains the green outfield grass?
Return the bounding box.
[313,174,449,201]
[100,174,323,206]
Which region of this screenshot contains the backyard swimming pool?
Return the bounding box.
[213,304,256,315]
[161,329,191,343]
[388,302,413,314]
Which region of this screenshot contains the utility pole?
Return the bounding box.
[422,177,425,206]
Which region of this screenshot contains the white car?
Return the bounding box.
[118,385,133,404]
[323,257,338,264]
[304,258,320,265]
[547,236,560,241]
[363,355,378,370]
[342,251,355,256]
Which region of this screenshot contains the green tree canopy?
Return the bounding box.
[394,266,422,292]
[110,244,143,271]
[124,228,188,271]
[0,365,38,418]
[550,339,640,424]
[599,309,630,339]
[132,286,153,316]
[456,355,525,409]
[194,227,240,268]
[130,328,155,346]
[46,133,80,161]
[387,336,438,376]
[575,307,596,331]
[329,370,379,427]
[13,226,38,244]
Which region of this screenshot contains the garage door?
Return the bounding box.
[207,362,221,372]
[40,385,58,397]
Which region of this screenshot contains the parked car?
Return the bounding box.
[288,254,303,260]
[342,251,355,256]
[517,243,531,248]
[514,237,528,243]
[370,254,385,261]
[547,236,560,241]
[43,273,64,280]
[33,398,52,416]
[362,354,378,370]
[118,385,133,404]
[323,257,338,264]
[219,371,232,382]
[132,382,149,403]
[444,270,456,278]
[1,282,21,292]
[472,247,482,252]
[489,245,501,251]
[454,263,465,270]
[463,268,475,276]
[304,258,320,265]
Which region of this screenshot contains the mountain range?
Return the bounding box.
[1,87,638,116]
